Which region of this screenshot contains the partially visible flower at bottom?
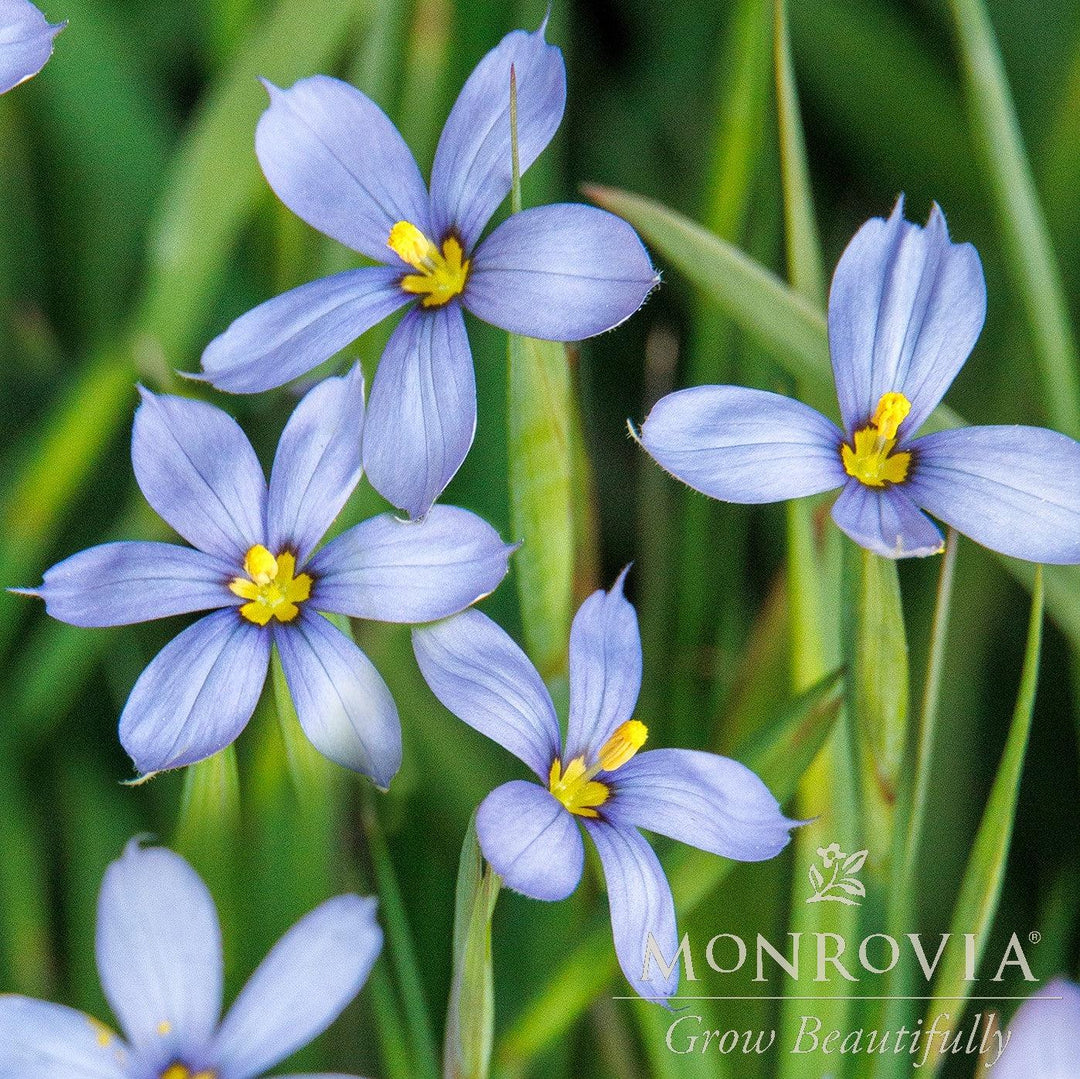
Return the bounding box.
[17,366,515,787]
[993,978,1080,1077]
[0,840,382,1079]
[0,0,64,94]
[413,570,798,1001]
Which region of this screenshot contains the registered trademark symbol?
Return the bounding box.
[1029,931,1041,944]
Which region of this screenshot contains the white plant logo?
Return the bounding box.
[807,844,868,906]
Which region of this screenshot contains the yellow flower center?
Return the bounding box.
[840,392,913,487]
[387,220,470,307]
[160,1066,216,1079]
[549,720,649,818]
[228,545,311,626]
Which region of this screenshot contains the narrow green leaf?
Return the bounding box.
[923,567,1044,1072]
[948,0,1080,438]
[846,547,910,878]
[362,788,441,1079]
[368,960,417,1079]
[443,814,501,1079]
[496,669,843,1069]
[507,333,575,679]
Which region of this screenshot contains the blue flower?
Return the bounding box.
[994,978,1080,1077]
[19,367,514,786]
[200,22,658,520]
[0,0,62,94]
[639,198,1080,561]
[0,840,382,1078]
[412,570,797,1001]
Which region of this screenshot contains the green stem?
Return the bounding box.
[444,815,501,1079]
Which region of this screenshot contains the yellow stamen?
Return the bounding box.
[89,1017,115,1048]
[549,720,650,817]
[157,1020,172,1037]
[841,391,913,487]
[159,1066,216,1079]
[229,546,312,626]
[387,220,470,308]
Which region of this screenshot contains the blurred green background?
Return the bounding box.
[1,0,1078,1076]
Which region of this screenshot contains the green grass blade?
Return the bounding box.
[948,0,1080,437]
[923,566,1044,1073]
[496,669,843,1070]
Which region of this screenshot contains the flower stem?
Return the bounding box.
[444,813,502,1079]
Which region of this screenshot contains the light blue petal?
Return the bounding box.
[995,979,1080,1079]
[429,23,565,250]
[412,609,559,780]
[132,389,267,563]
[476,781,583,901]
[255,75,430,260]
[828,198,985,438]
[267,365,365,563]
[119,609,270,775]
[582,819,679,1002]
[29,541,236,627]
[830,479,944,559]
[0,0,62,95]
[212,895,381,1079]
[362,304,475,519]
[464,204,658,340]
[274,610,401,787]
[640,385,846,503]
[95,842,221,1071]
[200,267,407,394]
[309,505,513,623]
[606,749,798,861]
[0,997,128,1078]
[906,426,1080,563]
[565,570,642,763]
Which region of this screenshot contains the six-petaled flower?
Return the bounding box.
[18,367,514,787]
[413,570,797,1001]
[639,198,1080,561]
[0,840,382,1079]
[200,21,659,520]
[0,0,62,94]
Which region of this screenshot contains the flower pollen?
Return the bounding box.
[549,720,649,818]
[387,220,469,307]
[229,544,311,626]
[160,1066,216,1079]
[841,391,913,487]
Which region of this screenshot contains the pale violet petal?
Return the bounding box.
[212,895,382,1079]
[828,198,985,438]
[119,609,270,775]
[267,365,366,563]
[95,842,221,1069]
[31,542,236,627]
[412,610,559,780]
[640,385,846,503]
[607,749,798,861]
[309,506,513,623]
[476,781,583,901]
[583,819,679,1002]
[429,24,565,250]
[830,479,944,559]
[565,569,642,762]
[464,204,658,340]
[274,610,401,787]
[0,997,128,1078]
[905,426,1080,564]
[995,979,1080,1079]
[362,304,475,519]
[200,267,407,394]
[255,75,430,260]
[132,390,267,562]
[0,0,62,94]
